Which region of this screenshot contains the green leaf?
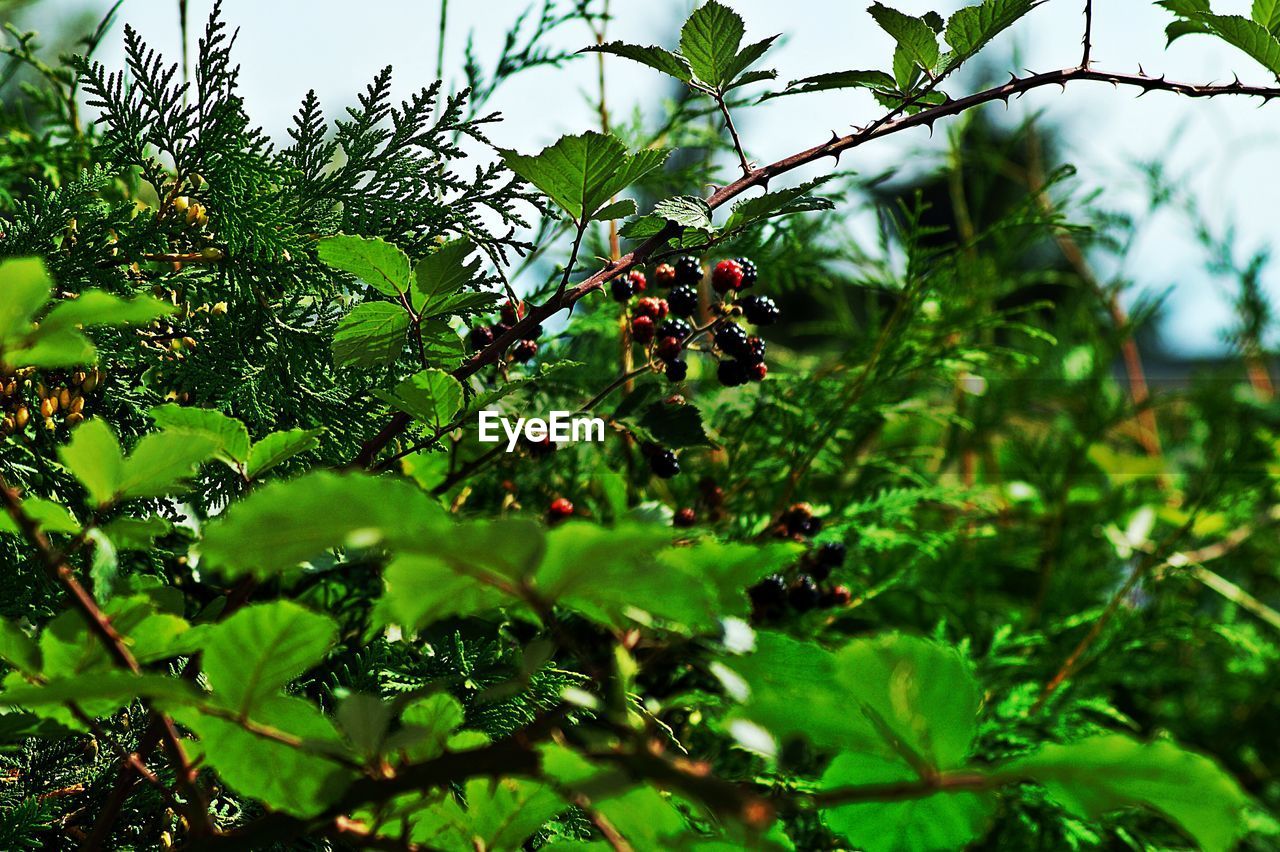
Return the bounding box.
[869,3,940,76]
[15,326,95,367]
[722,34,779,86]
[499,132,669,223]
[653,196,714,232]
[58,419,124,506]
[0,257,51,342]
[200,471,449,578]
[679,0,745,88]
[40,291,174,332]
[1179,12,1280,76]
[244,428,322,480]
[583,41,693,82]
[418,289,502,320]
[375,553,518,631]
[413,778,564,851]
[592,198,638,222]
[616,396,714,449]
[723,177,836,231]
[116,430,220,500]
[149,404,251,465]
[0,497,79,536]
[1255,0,1280,32]
[374,369,464,431]
[317,235,412,297]
[201,601,338,717]
[944,0,1038,64]
[0,621,39,674]
[820,753,995,852]
[412,238,482,312]
[101,515,171,550]
[762,69,898,101]
[1005,735,1250,852]
[332,301,410,368]
[0,672,197,706]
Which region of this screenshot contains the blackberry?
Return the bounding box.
[712,258,745,294]
[653,263,677,287]
[629,270,647,293]
[548,497,573,523]
[656,336,683,362]
[749,574,788,609]
[744,335,766,364]
[631,315,655,344]
[665,359,688,382]
[493,322,513,339]
[717,359,749,387]
[739,295,780,326]
[668,284,698,318]
[714,323,750,358]
[512,339,538,362]
[788,575,821,612]
[611,275,637,303]
[658,319,692,340]
[648,446,680,478]
[673,256,703,286]
[748,362,768,382]
[734,257,758,288]
[673,507,697,528]
[469,325,495,350]
[634,297,667,320]
[816,541,846,569]
[822,584,852,607]
[521,323,543,341]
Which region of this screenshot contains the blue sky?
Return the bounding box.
[25,0,1280,355]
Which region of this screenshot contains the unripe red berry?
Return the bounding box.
[653,263,677,287]
[673,507,696,528]
[629,270,647,293]
[631,315,655,343]
[635,297,662,319]
[548,497,573,523]
[500,300,523,325]
[512,339,537,362]
[656,336,683,362]
[712,259,745,294]
[748,362,768,382]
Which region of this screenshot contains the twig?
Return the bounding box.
[1081,0,1094,68]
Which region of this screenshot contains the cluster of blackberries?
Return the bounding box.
[748,540,850,619]
[713,321,768,386]
[468,300,543,364]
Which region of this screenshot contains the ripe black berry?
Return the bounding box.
[658,319,691,341]
[735,257,758,288]
[749,574,787,609]
[816,541,846,569]
[648,447,680,479]
[631,315,655,343]
[748,362,768,382]
[469,325,495,350]
[666,359,688,382]
[673,507,696,528]
[673,256,703,286]
[712,259,745,294]
[717,359,748,387]
[611,275,637,302]
[656,336,682,362]
[714,323,750,358]
[512,339,537,362]
[739,295,780,326]
[744,335,766,364]
[668,285,698,318]
[788,575,821,612]
[521,323,543,341]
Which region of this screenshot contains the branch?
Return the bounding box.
[350,66,1280,468]
[1082,0,1094,67]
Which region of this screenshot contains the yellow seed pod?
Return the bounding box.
[189,173,205,190]
[200,247,225,261]
[211,301,228,316]
[65,412,84,426]
[69,395,84,414]
[282,249,292,262]
[58,387,71,408]
[14,406,29,428]
[40,398,56,418]
[71,371,85,386]
[82,371,99,393]
[1,417,13,435]
[35,382,46,399]
[172,196,191,215]
[186,202,205,227]
[182,336,198,349]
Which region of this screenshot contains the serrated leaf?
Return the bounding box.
[413,238,482,311]
[116,430,220,500]
[1176,12,1280,76]
[499,132,669,223]
[869,3,940,76]
[317,235,412,297]
[1005,735,1249,852]
[0,257,51,341]
[374,552,514,630]
[101,515,171,550]
[725,68,778,91]
[723,177,836,231]
[680,0,745,88]
[762,69,898,101]
[0,497,79,536]
[420,290,502,319]
[375,368,464,431]
[723,34,779,86]
[583,41,692,82]
[201,601,337,717]
[652,195,714,231]
[245,428,322,480]
[1256,0,1280,32]
[944,0,1038,64]
[40,291,174,332]
[412,778,564,851]
[593,198,638,222]
[332,301,410,368]
[0,621,39,675]
[58,419,124,507]
[15,327,95,367]
[149,404,251,465]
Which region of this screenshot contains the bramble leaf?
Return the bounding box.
[583,41,693,82]
[332,301,410,368]
[149,404,251,465]
[245,428,322,480]
[944,0,1039,66]
[317,234,412,297]
[374,368,464,431]
[680,0,745,89]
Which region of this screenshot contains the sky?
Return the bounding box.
[20,0,1280,356]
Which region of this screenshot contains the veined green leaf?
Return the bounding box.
[317,234,412,297]
[0,258,51,342]
[869,3,940,76]
[332,301,410,368]
[413,238,482,311]
[679,0,745,88]
[245,428,322,480]
[944,0,1038,65]
[723,177,836,231]
[149,404,251,465]
[374,368,464,431]
[582,41,692,82]
[40,291,174,332]
[762,69,898,101]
